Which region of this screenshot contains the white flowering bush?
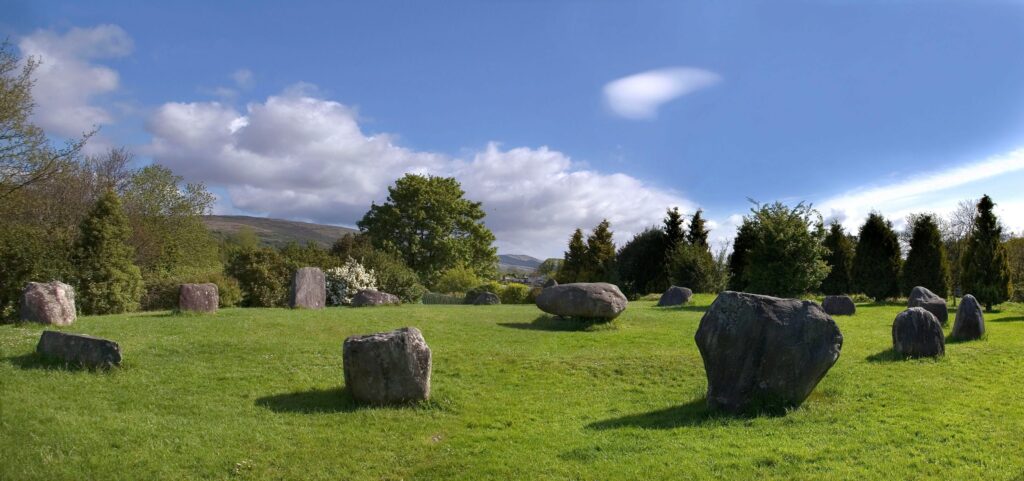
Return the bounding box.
[325,258,378,306]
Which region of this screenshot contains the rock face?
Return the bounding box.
[178,283,218,313]
[472,292,500,305]
[951,294,985,341]
[694,291,843,414]
[343,327,431,404]
[657,286,693,307]
[908,286,948,325]
[36,331,121,368]
[535,282,628,321]
[892,307,945,358]
[20,281,76,326]
[822,295,856,316]
[351,289,400,307]
[289,267,326,309]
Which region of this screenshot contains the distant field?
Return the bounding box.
[203,215,358,248]
[2,297,1024,480]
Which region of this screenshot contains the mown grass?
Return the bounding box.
[2,296,1024,480]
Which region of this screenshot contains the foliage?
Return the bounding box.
[557,229,588,283]
[225,247,290,307]
[616,227,668,296]
[433,264,483,294]
[536,258,563,277]
[420,292,465,305]
[666,242,717,293]
[351,248,426,303]
[727,220,756,291]
[279,241,339,271]
[72,189,144,315]
[664,207,686,249]
[708,245,731,294]
[961,195,1010,310]
[1006,236,1024,302]
[852,213,902,301]
[139,270,242,311]
[499,283,531,304]
[357,174,497,285]
[820,222,855,295]
[325,258,378,306]
[901,214,950,297]
[741,201,828,297]
[584,219,617,283]
[0,224,73,319]
[686,209,709,248]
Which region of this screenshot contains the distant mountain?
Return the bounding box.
[203,215,357,248]
[498,254,543,273]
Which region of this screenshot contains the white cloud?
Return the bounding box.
[603,67,720,120]
[18,25,132,141]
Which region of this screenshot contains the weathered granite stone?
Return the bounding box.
[36,331,121,368]
[343,327,431,404]
[535,282,627,321]
[351,289,400,307]
[908,286,948,325]
[19,281,76,326]
[695,291,843,414]
[289,267,326,309]
[951,294,985,341]
[472,292,500,305]
[178,283,218,313]
[822,295,856,316]
[657,286,693,307]
[892,307,945,358]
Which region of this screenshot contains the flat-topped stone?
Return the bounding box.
[178,283,218,313]
[351,289,400,307]
[20,281,76,326]
[343,327,431,404]
[535,282,627,320]
[36,331,121,368]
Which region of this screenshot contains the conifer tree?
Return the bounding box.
[557,229,587,283]
[852,212,901,301]
[820,221,854,295]
[728,220,755,291]
[687,209,710,248]
[73,189,144,314]
[961,195,1010,310]
[901,214,950,297]
[585,219,616,282]
[663,207,685,249]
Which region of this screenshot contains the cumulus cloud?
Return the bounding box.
[18,25,132,140]
[147,88,692,256]
[603,67,720,120]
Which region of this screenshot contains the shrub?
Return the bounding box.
[464,281,505,304]
[500,283,531,304]
[901,214,950,297]
[421,292,465,305]
[433,264,482,294]
[225,247,290,307]
[355,249,426,303]
[73,189,144,315]
[852,213,902,301]
[525,287,543,304]
[742,201,828,297]
[667,242,717,293]
[325,258,377,306]
[140,270,242,311]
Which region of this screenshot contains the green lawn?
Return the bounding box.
[2,296,1024,480]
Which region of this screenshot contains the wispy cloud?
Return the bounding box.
[603,67,720,120]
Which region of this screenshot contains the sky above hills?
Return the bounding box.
[5,1,1024,258]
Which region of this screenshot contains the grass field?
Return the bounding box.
[2,296,1024,480]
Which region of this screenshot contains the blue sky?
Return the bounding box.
[5,1,1024,257]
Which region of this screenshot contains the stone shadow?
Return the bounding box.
[656,304,709,313]
[586,397,725,430]
[255,387,361,414]
[865,348,902,363]
[497,315,612,332]
[991,315,1024,323]
[3,352,108,372]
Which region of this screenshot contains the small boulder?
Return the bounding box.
[908,286,948,325]
[343,327,431,404]
[20,281,76,326]
[535,282,627,321]
[472,292,500,305]
[822,295,856,316]
[36,331,121,368]
[695,291,843,414]
[178,283,218,313]
[657,286,693,307]
[543,278,558,288]
[289,267,326,309]
[351,289,400,307]
[892,307,945,358]
[951,294,985,341]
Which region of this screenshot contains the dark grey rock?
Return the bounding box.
[36,331,121,368]
[657,286,693,307]
[343,327,431,404]
[351,289,400,307]
[694,291,843,414]
[473,292,500,305]
[543,278,558,288]
[178,283,218,313]
[951,294,985,341]
[535,282,627,320]
[20,281,76,326]
[892,307,945,358]
[822,295,856,316]
[908,286,948,325]
[289,267,326,309]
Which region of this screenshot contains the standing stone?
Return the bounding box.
[908,286,948,325]
[657,286,693,307]
[822,295,856,316]
[36,331,121,368]
[178,283,218,313]
[892,307,945,358]
[289,267,326,309]
[951,294,985,341]
[342,327,431,404]
[473,292,500,305]
[535,282,627,321]
[20,281,76,326]
[694,291,843,414]
[351,289,400,307]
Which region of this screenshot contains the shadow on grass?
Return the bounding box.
[498,315,613,332]
[3,353,112,372]
[656,304,708,313]
[255,387,361,413]
[586,397,728,430]
[865,348,902,363]
[992,315,1024,323]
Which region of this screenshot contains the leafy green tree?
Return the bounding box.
[616,227,667,295]
[73,189,144,314]
[667,242,717,292]
[584,219,616,282]
[358,174,497,285]
[279,241,339,271]
[727,220,756,291]
[742,202,828,297]
[820,222,855,295]
[852,213,902,301]
[687,209,709,248]
[434,264,483,294]
[901,214,950,297]
[1005,236,1024,302]
[664,207,686,249]
[557,229,588,283]
[961,195,1010,310]
[330,233,372,259]
[536,258,563,277]
[225,246,290,307]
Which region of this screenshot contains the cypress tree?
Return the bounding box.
[73,189,144,315]
[663,207,686,250]
[852,213,902,301]
[557,229,588,283]
[585,219,616,282]
[616,227,667,295]
[901,214,950,297]
[727,220,755,291]
[687,209,710,248]
[820,222,854,295]
[961,195,1010,310]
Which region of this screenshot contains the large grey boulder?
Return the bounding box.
[657,286,693,307]
[694,291,843,414]
[908,286,948,325]
[178,283,218,313]
[289,267,326,309]
[951,294,985,341]
[20,281,76,326]
[472,292,500,305]
[535,282,627,321]
[343,327,431,404]
[351,289,400,307]
[822,295,856,316]
[892,307,945,358]
[36,331,121,368]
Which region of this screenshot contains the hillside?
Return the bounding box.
[203,215,357,248]
[497,254,543,273]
